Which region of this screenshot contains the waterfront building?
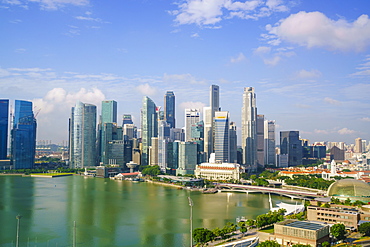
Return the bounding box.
[229,122,237,163]
[167,141,179,175]
[194,154,242,181]
[122,114,133,125]
[158,120,171,172]
[164,91,175,128]
[241,87,257,171]
[69,101,97,168]
[214,111,229,163]
[99,100,118,164]
[106,140,125,166]
[149,137,159,166]
[11,100,37,169]
[264,120,276,166]
[0,99,9,159]
[204,85,220,160]
[273,220,330,247]
[185,109,200,142]
[191,120,205,164]
[141,96,158,166]
[176,141,197,175]
[256,114,264,167]
[280,131,302,167]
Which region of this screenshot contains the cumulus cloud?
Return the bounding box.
[338,128,356,135]
[267,12,370,52]
[230,52,246,63]
[2,0,89,9]
[324,97,341,105]
[263,56,281,66]
[135,83,157,96]
[179,101,206,111]
[296,69,322,79]
[253,46,271,55]
[163,73,205,84]
[170,0,289,27]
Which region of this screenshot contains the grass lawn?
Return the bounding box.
[258,225,274,233]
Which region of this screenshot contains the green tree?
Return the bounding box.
[331,223,346,240]
[238,221,248,236]
[212,227,222,238]
[358,222,370,236]
[141,165,161,176]
[292,244,311,247]
[257,240,280,247]
[321,241,330,247]
[193,228,214,246]
[344,198,351,205]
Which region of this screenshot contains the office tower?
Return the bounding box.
[101,100,117,124]
[123,124,135,139]
[170,128,185,141]
[11,100,37,169]
[158,120,170,172]
[264,120,276,166]
[229,122,237,163]
[106,140,124,166]
[0,99,9,159]
[69,101,97,168]
[141,96,157,166]
[164,91,175,128]
[214,111,229,163]
[185,109,200,141]
[362,140,367,152]
[122,114,133,125]
[241,87,257,171]
[176,141,197,175]
[99,100,117,163]
[204,85,220,159]
[280,131,302,167]
[256,114,265,167]
[355,138,363,153]
[167,141,179,175]
[101,123,123,165]
[149,137,158,166]
[191,120,205,164]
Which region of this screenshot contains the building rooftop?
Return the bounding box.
[285,221,327,231]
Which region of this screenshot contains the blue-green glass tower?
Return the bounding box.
[100,100,117,164]
[0,99,9,159]
[141,96,157,166]
[11,100,37,169]
[164,91,175,128]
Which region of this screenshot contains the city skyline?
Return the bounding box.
[1,0,370,144]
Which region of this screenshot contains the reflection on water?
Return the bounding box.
[0,175,299,246]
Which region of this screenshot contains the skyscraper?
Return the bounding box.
[229,122,237,163]
[122,114,133,125]
[264,120,276,166]
[101,100,117,124]
[204,85,220,160]
[141,96,157,166]
[355,138,363,153]
[11,100,37,169]
[280,131,302,167]
[185,109,200,142]
[256,114,265,167]
[241,87,257,171]
[69,101,97,168]
[0,99,9,159]
[158,120,170,172]
[164,91,175,128]
[100,100,117,163]
[214,111,229,163]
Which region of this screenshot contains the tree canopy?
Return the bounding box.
[193,228,214,246]
[359,222,370,236]
[331,223,346,240]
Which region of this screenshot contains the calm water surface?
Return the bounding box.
[0,175,298,247]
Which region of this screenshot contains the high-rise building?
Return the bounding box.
[164,91,175,128]
[176,141,197,175]
[11,100,37,169]
[241,87,257,171]
[280,131,302,167]
[0,99,9,159]
[229,122,237,163]
[204,85,220,160]
[214,111,229,163]
[141,96,157,166]
[191,120,205,164]
[122,114,133,125]
[69,101,97,168]
[123,124,135,139]
[158,120,170,172]
[355,138,363,153]
[256,114,265,167]
[100,100,118,163]
[167,141,179,175]
[264,120,276,166]
[185,109,200,142]
[149,137,159,166]
[101,100,117,124]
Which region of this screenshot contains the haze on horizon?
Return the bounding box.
[1,0,369,145]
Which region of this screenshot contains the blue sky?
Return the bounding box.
[1,0,370,145]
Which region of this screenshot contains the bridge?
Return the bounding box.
[216,183,325,199]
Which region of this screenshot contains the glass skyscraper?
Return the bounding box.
[164,91,175,128]
[100,100,117,163]
[0,99,9,159]
[141,96,157,166]
[214,111,229,163]
[69,101,97,168]
[11,100,37,169]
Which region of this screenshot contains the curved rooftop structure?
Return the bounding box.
[327,179,370,202]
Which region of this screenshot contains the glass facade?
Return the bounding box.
[0,99,9,159]
[11,100,37,169]
[164,91,175,128]
[141,96,157,166]
[214,111,229,163]
[280,131,302,166]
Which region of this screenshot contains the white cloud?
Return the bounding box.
[253,46,271,55]
[268,12,370,52]
[314,129,329,134]
[263,56,281,66]
[135,83,157,96]
[324,97,341,105]
[230,52,246,63]
[191,33,200,38]
[296,69,322,79]
[361,117,370,122]
[179,101,206,111]
[3,0,89,9]
[338,128,356,135]
[170,0,289,27]
[163,73,205,84]
[294,103,311,109]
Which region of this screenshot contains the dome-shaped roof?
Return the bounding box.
[327,179,370,202]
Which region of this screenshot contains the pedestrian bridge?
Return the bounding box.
[217,183,324,199]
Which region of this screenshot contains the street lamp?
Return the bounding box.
[188,197,193,247]
[16,214,22,247]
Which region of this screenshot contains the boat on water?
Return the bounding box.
[269,193,305,216]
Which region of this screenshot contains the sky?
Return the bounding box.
[1,0,370,145]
